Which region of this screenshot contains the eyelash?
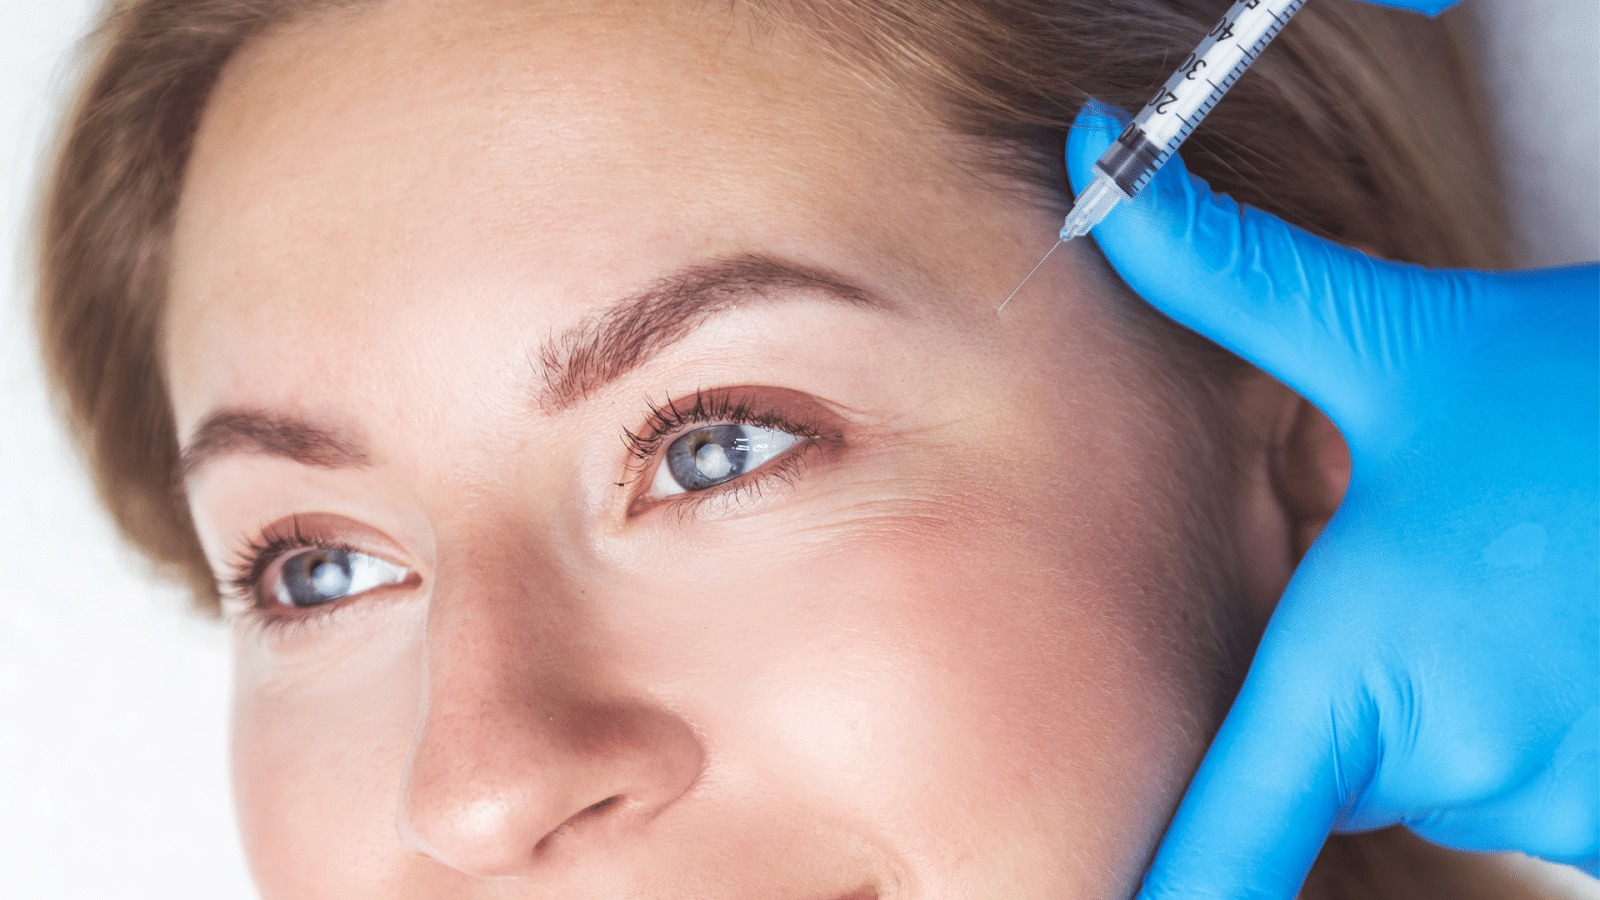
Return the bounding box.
[621,389,832,511]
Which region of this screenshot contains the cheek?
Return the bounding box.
[865,502,1214,889]
[622,458,1221,891]
[230,616,426,898]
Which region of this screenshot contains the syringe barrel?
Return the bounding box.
[1088,0,1306,201]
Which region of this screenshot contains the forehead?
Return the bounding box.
[164,0,1017,430]
[172,0,912,273]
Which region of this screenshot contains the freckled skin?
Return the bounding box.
[164,0,1322,897]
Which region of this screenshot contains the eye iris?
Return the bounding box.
[278,549,353,607]
[668,424,750,491]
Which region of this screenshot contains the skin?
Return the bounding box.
[163,0,1347,896]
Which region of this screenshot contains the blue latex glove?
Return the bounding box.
[1366,0,1455,13]
[1064,45,1598,900]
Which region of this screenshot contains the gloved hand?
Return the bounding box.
[1363,0,1455,13]
[1064,33,1598,900]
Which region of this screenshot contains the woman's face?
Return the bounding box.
[164,1,1296,896]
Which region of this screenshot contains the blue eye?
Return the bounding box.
[653,423,800,495]
[270,547,410,608]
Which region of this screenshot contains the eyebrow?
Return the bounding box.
[178,254,885,481]
[179,410,368,481]
[533,253,887,412]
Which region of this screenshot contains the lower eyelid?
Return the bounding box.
[236,571,422,641]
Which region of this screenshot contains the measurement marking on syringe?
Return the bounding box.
[1033,0,1308,261]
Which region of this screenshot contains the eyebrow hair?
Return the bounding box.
[178,254,886,481]
[179,410,368,481]
[533,253,887,412]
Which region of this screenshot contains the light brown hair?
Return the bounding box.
[37,0,1516,895]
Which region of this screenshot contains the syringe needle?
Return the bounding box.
[999,173,1125,312]
[997,239,1063,312]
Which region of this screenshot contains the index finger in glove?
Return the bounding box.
[1064,104,1482,445]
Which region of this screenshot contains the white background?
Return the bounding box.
[0,1,1595,897]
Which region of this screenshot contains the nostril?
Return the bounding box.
[533,794,626,854]
[583,795,621,816]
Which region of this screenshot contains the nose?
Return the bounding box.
[397,561,705,877]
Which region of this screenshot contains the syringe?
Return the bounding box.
[1000,0,1307,310]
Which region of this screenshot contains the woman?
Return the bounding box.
[39,0,1544,896]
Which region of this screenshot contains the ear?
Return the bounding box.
[1228,374,1352,628]
[1270,397,1351,560]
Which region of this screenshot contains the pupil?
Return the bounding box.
[667,424,749,491]
[695,442,733,479]
[310,558,348,594]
